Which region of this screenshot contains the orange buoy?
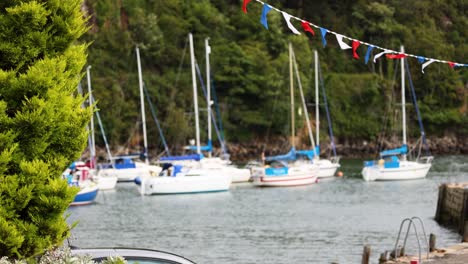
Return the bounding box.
[336,171,343,177]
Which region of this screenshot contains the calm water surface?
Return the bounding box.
[67,155,468,264]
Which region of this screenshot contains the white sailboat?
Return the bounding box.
[141,33,231,195]
[251,43,319,187]
[311,50,341,178]
[96,47,161,183]
[196,37,251,183]
[152,36,250,183]
[362,46,433,181]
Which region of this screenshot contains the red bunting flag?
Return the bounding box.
[352,41,360,59]
[386,54,407,59]
[242,0,251,13]
[243,0,463,70]
[301,21,315,36]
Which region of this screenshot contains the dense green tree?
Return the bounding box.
[82,0,466,154]
[0,0,89,259]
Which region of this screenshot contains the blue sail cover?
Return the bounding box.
[380,144,408,157]
[159,153,204,162]
[296,146,320,160]
[265,147,296,162]
[185,140,213,152]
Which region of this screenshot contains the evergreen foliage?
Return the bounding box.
[0,0,89,259]
[82,0,466,153]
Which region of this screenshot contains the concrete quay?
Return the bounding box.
[381,242,468,264]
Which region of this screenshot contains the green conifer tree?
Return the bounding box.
[0,0,90,259]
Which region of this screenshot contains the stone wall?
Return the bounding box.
[435,183,468,236]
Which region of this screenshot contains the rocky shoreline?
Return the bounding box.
[224,136,468,163]
[92,136,467,164]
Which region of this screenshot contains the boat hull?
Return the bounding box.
[94,175,118,190]
[98,166,161,182]
[253,174,317,187]
[316,159,340,178]
[226,167,251,183]
[71,184,99,206]
[170,158,251,183]
[362,161,432,181]
[141,174,232,195]
[251,164,318,187]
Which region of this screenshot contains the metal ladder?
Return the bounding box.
[392,216,430,263]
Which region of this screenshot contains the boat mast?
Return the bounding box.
[401,46,407,161]
[289,42,295,149]
[136,46,149,164]
[189,33,201,154]
[314,50,320,159]
[86,65,95,168]
[291,46,316,152]
[205,37,212,158]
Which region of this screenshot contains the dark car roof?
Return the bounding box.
[71,247,196,264]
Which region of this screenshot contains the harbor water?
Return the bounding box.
[67,155,468,263]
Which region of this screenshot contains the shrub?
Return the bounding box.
[0,0,90,259]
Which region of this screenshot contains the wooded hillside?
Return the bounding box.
[81,0,467,156]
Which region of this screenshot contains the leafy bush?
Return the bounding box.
[0,247,127,264]
[0,0,90,259]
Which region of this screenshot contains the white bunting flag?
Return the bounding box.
[422,59,435,73]
[246,1,463,70]
[373,50,392,63]
[335,34,351,49]
[282,12,301,35]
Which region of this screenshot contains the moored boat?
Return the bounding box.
[251,153,318,187]
[140,163,231,195]
[71,181,99,206]
[361,46,433,181]
[65,163,99,206]
[97,156,161,182]
[250,43,319,187]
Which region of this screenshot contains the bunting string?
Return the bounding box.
[243,0,467,72]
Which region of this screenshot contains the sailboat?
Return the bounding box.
[182,37,251,183]
[96,47,162,183]
[65,161,99,206]
[64,75,102,205]
[84,66,118,190]
[140,33,232,195]
[362,46,433,181]
[250,43,319,187]
[311,50,341,178]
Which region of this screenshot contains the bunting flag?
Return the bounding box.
[242,0,252,13]
[336,34,351,49]
[352,40,360,59]
[386,54,407,59]
[373,50,392,63]
[282,12,300,35]
[320,28,328,47]
[422,59,435,73]
[301,21,315,36]
[243,0,467,71]
[364,45,374,64]
[260,4,272,29]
